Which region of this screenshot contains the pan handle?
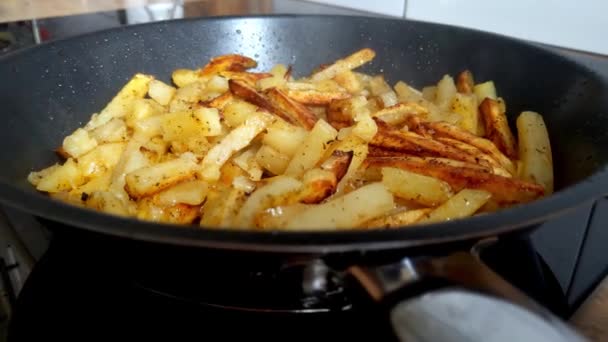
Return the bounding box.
[348,250,586,342]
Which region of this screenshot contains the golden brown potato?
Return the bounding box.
[456,70,475,94]
[311,48,376,82]
[200,54,257,76]
[480,98,518,159]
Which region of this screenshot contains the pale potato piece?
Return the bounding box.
[256,145,290,175]
[233,146,263,181]
[365,208,431,228]
[126,99,164,128]
[72,170,113,196]
[85,73,153,130]
[311,48,376,82]
[172,68,203,88]
[284,119,338,176]
[62,128,98,158]
[369,76,392,96]
[148,79,177,106]
[258,64,289,90]
[90,118,128,143]
[28,164,60,187]
[422,86,437,101]
[255,204,310,229]
[378,90,399,108]
[206,75,229,93]
[200,112,274,182]
[200,187,247,228]
[85,190,131,217]
[160,108,222,144]
[381,167,453,207]
[451,93,479,135]
[157,180,209,206]
[77,142,126,178]
[262,120,308,157]
[232,175,257,194]
[352,109,377,142]
[36,158,85,193]
[285,182,394,230]
[435,74,457,110]
[474,81,497,103]
[517,111,554,194]
[133,114,164,138]
[334,70,362,94]
[223,99,259,127]
[332,136,368,194]
[235,176,303,227]
[421,189,491,223]
[125,153,199,198]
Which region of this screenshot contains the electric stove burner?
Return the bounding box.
[7,234,566,341]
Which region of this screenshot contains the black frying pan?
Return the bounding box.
[0,15,607,253]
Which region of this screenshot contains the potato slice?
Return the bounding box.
[422,121,515,173]
[228,79,295,124]
[311,48,376,82]
[517,111,553,194]
[435,75,457,110]
[262,119,308,157]
[157,180,209,206]
[284,119,338,176]
[285,182,394,230]
[202,91,234,110]
[297,168,338,204]
[148,79,177,106]
[172,68,202,88]
[85,73,153,130]
[28,164,61,187]
[366,156,543,203]
[436,137,511,177]
[125,153,198,198]
[285,89,350,105]
[334,70,362,94]
[266,88,318,130]
[255,145,291,175]
[456,70,475,94]
[421,189,491,224]
[77,142,126,178]
[258,64,289,90]
[474,81,497,103]
[451,93,479,135]
[381,167,453,206]
[200,187,248,228]
[90,118,128,143]
[219,71,272,88]
[233,146,263,181]
[480,98,518,159]
[235,176,303,227]
[85,190,132,217]
[365,208,431,228]
[254,204,310,230]
[126,99,164,128]
[200,112,274,182]
[222,99,259,127]
[35,158,85,193]
[200,54,257,76]
[372,102,429,126]
[62,128,98,158]
[137,197,199,224]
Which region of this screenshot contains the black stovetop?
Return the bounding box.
[7,232,568,341]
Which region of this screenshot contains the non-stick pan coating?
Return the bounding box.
[0,16,606,252]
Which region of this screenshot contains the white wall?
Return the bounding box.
[307,0,607,55]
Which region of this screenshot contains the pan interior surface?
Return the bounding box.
[0,16,607,251]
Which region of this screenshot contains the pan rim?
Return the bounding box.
[1,14,606,253]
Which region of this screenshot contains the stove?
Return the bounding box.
[3,223,569,341]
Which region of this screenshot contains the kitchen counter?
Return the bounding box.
[0,1,607,339]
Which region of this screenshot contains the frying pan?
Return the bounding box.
[1,15,605,339]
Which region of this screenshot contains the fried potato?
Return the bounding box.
[517,111,554,194]
[366,156,543,203]
[450,93,479,135]
[285,182,394,230]
[474,81,497,102]
[420,189,491,224]
[235,176,302,227]
[30,49,554,230]
[284,119,338,176]
[148,79,176,106]
[62,128,98,158]
[256,145,290,175]
[365,208,431,228]
[200,186,247,228]
[124,152,199,199]
[480,98,518,159]
[90,118,128,144]
[200,54,257,76]
[266,88,318,129]
[422,121,515,173]
[311,48,376,82]
[84,73,153,130]
[456,70,475,94]
[371,119,486,166]
[262,120,308,157]
[371,102,429,126]
[32,158,85,193]
[200,112,274,182]
[381,167,453,207]
[157,179,209,206]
